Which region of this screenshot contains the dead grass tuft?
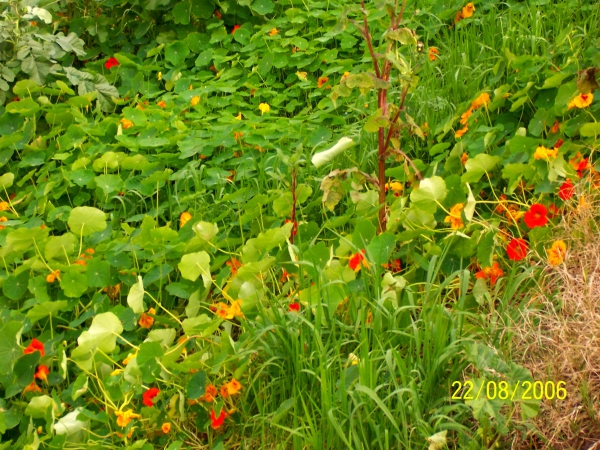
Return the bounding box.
[510,188,600,450]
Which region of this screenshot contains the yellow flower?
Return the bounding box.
[235,112,242,120]
[455,125,468,138]
[123,350,138,366]
[190,96,200,107]
[385,181,403,193]
[0,201,9,211]
[110,368,124,377]
[120,118,134,129]
[115,409,140,428]
[296,71,308,82]
[348,353,359,366]
[577,194,590,214]
[269,28,279,36]
[180,211,192,228]
[533,146,559,161]
[444,203,465,230]
[471,93,490,110]
[462,2,476,18]
[227,300,244,319]
[161,422,171,433]
[157,72,162,81]
[568,93,593,109]
[258,103,270,115]
[547,240,566,266]
[222,378,243,396]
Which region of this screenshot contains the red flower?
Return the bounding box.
[232,25,241,34]
[558,180,574,200]
[289,302,300,312]
[548,203,560,219]
[576,158,590,177]
[383,259,401,273]
[142,387,160,407]
[24,338,45,357]
[523,203,548,229]
[475,262,504,286]
[506,238,528,262]
[214,9,222,19]
[553,138,564,149]
[210,409,227,429]
[104,57,119,70]
[349,250,366,272]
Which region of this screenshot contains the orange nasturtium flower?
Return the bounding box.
[234,131,244,140]
[120,118,134,129]
[460,107,473,125]
[385,181,403,197]
[191,96,200,107]
[269,28,279,36]
[200,384,218,402]
[157,100,166,109]
[533,145,559,161]
[0,201,9,211]
[161,422,171,433]
[115,409,141,428]
[428,47,439,61]
[210,409,227,429]
[226,257,243,275]
[0,216,7,230]
[568,93,593,109]
[444,203,465,230]
[46,269,61,283]
[139,308,156,329]
[180,212,192,228]
[258,103,270,115]
[222,378,243,397]
[461,152,469,165]
[34,365,50,382]
[317,76,329,88]
[455,125,468,138]
[551,119,560,133]
[547,240,567,266]
[471,92,490,110]
[462,2,476,18]
[23,381,42,394]
[123,349,138,366]
[475,262,504,286]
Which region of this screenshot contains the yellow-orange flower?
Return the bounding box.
[123,350,138,366]
[428,47,439,61]
[577,194,590,214]
[46,270,60,283]
[505,204,524,223]
[221,378,242,397]
[547,240,566,266]
[115,409,140,428]
[460,107,473,125]
[0,216,7,230]
[444,203,465,230]
[200,384,218,402]
[161,422,171,433]
[462,2,476,18]
[191,96,200,107]
[139,308,156,329]
[259,103,270,115]
[461,152,469,165]
[568,93,593,109]
[533,146,559,161]
[234,131,244,140]
[157,100,166,109]
[385,181,403,196]
[269,28,279,36]
[180,212,192,228]
[0,201,9,211]
[23,381,42,394]
[317,76,329,88]
[85,248,95,254]
[296,71,308,82]
[471,93,490,110]
[235,112,242,120]
[157,72,162,81]
[455,125,468,138]
[120,118,134,129]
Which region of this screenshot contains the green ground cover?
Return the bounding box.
[0,0,599,448]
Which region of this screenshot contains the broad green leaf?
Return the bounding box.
[68,206,107,236]
[6,226,48,251]
[192,222,218,241]
[178,251,211,284]
[60,271,88,298]
[44,233,77,261]
[366,233,396,266]
[410,176,447,211]
[0,321,23,374]
[127,276,145,314]
[461,154,501,183]
[3,271,29,300]
[86,259,111,288]
[25,396,54,419]
[0,172,14,189]
[165,41,190,66]
[77,312,123,353]
[252,0,275,15]
[27,301,68,324]
[311,137,355,168]
[580,122,600,137]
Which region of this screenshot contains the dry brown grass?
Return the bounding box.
[510,188,600,450]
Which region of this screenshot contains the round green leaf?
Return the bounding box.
[178,251,211,283]
[165,41,190,66]
[60,271,88,298]
[68,206,107,236]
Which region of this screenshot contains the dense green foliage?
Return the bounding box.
[0,0,599,448]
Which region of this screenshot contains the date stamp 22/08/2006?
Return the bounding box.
[451,380,567,401]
